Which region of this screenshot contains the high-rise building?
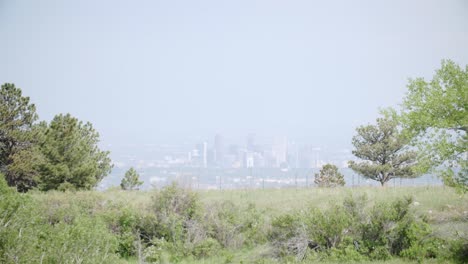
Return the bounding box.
[214,134,224,167]
[272,136,288,167]
[203,142,208,168]
[246,133,255,152]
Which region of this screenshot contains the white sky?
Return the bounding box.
[1,0,467,148]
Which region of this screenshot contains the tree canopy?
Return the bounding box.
[314,164,345,187]
[120,167,143,190]
[37,114,112,191]
[349,114,420,186]
[401,60,467,192]
[0,83,39,191]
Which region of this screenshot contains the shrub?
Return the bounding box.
[314,164,345,187]
[303,205,353,249]
[192,238,222,258]
[270,213,310,260]
[205,201,268,250]
[0,173,119,263]
[145,183,211,259]
[359,196,433,260]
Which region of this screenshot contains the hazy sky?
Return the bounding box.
[1,0,467,148]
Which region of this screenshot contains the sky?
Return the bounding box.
[1,0,468,149]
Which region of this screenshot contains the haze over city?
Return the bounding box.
[1,2,467,262]
[1,1,467,183]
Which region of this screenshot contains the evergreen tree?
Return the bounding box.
[120,167,143,190]
[314,164,345,187]
[349,114,420,186]
[37,114,112,191]
[0,83,39,191]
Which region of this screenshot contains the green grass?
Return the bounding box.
[78,186,468,241]
[29,186,468,263]
[93,185,468,220]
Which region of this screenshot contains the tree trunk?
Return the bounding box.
[380,181,387,187]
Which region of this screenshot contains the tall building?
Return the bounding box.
[203,142,208,168]
[288,141,300,168]
[272,136,288,167]
[214,134,224,167]
[246,133,255,152]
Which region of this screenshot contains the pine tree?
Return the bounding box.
[37,114,112,191]
[314,164,345,187]
[349,114,419,186]
[0,83,39,191]
[121,167,143,190]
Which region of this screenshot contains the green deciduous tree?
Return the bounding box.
[0,83,39,191]
[120,167,143,190]
[314,164,345,187]
[349,114,420,186]
[401,59,467,192]
[37,113,112,191]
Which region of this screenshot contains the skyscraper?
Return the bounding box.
[214,134,224,167]
[272,136,288,167]
[203,141,208,168]
[247,133,255,152]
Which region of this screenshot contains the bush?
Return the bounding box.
[206,201,268,250]
[145,183,210,259]
[268,195,442,262]
[192,238,222,258]
[303,205,353,249]
[270,213,310,260]
[0,173,119,263]
[314,164,345,187]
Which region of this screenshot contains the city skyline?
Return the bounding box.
[2,1,467,149]
[107,132,354,170]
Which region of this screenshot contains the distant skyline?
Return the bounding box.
[1,0,468,149]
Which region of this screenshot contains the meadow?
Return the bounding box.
[5,185,461,264]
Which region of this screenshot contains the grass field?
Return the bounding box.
[29,186,467,263]
[98,186,468,226]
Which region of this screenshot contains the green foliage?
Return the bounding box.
[0,173,119,263]
[349,113,420,186]
[7,145,45,192]
[143,237,173,263]
[314,164,345,187]
[206,201,268,249]
[401,60,467,192]
[442,166,468,194]
[303,205,352,249]
[121,167,143,190]
[270,213,309,260]
[0,84,112,192]
[0,83,39,191]
[146,183,206,260]
[268,195,445,262]
[2,173,468,263]
[37,113,112,191]
[446,237,468,264]
[192,238,222,258]
[358,197,437,261]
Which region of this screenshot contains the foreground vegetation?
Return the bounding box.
[0,59,466,263]
[1,173,467,263]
